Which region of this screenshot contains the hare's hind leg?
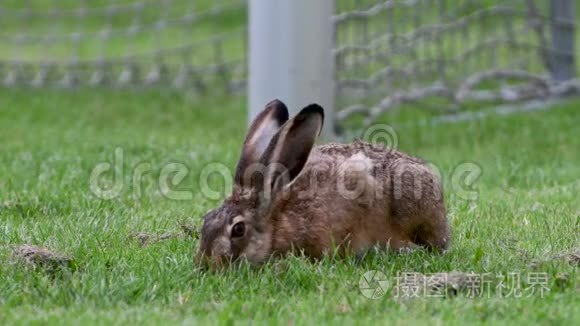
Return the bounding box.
[412,211,450,252]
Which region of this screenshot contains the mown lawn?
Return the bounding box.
[0,89,578,325]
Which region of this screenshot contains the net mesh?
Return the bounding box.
[0,0,247,93]
[0,0,578,127]
[333,0,578,126]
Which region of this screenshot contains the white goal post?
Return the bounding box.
[248,0,335,140]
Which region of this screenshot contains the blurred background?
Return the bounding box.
[0,0,577,135]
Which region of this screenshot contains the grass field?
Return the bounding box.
[0,89,578,325]
[0,1,579,324]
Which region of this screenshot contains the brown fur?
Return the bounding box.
[262,141,449,258]
[197,101,450,267]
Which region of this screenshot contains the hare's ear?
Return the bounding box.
[234,99,289,186]
[261,104,324,194]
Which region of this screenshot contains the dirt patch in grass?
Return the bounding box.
[529,248,580,268]
[129,232,180,246]
[11,245,74,272]
[554,249,580,266]
[129,222,199,247]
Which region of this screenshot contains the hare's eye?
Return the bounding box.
[231,222,245,238]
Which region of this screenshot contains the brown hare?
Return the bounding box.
[197,99,450,267]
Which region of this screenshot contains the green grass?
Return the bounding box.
[0,89,578,325]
